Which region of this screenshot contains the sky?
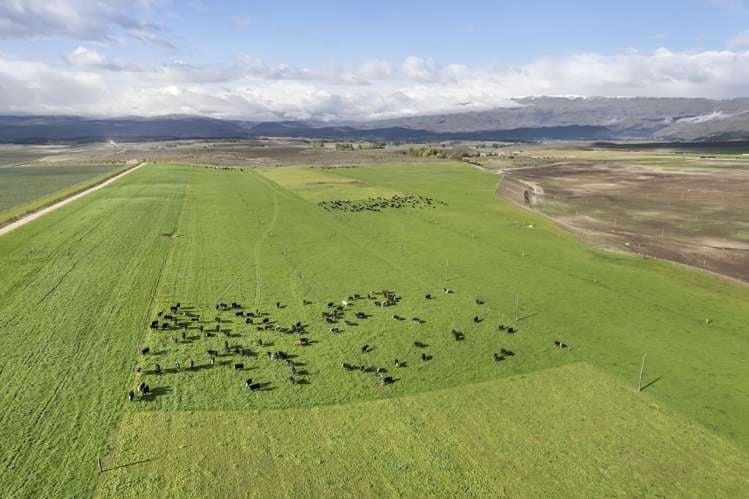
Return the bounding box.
[2,0,749,121]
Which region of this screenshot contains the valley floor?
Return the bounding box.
[1,162,747,496]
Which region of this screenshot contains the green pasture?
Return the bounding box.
[97,363,749,498]
[0,162,747,497]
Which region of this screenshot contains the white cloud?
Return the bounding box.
[231,17,252,30]
[0,0,176,48]
[729,29,749,49]
[4,46,749,121]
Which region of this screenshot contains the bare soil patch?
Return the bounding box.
[498,161,749,283]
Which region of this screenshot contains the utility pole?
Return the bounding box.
[638,354,647,392]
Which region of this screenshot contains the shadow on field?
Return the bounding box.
[641,375,663,391]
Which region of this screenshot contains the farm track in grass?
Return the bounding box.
[97,363,749,498]
[1,162,748,496]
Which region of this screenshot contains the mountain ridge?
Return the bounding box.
[2,97,748,143]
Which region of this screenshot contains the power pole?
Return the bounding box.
[638,354,647,392]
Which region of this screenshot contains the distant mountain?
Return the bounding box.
[2,97,749,143]
[0,115,252,143]
[359,97,749,140]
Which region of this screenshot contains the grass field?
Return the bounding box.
[97,363,749,498]
[0,163,127,226]
[0,162,747,496]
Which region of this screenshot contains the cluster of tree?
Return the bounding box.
[333,142,386,151]
[406,146,474,160]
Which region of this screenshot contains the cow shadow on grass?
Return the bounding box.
[139,386,171,401]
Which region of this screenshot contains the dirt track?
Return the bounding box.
[0,162,145,237]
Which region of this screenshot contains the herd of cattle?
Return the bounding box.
[317,194,446,213]
[129,287,568,401]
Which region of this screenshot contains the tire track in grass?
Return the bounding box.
[254,170,435,291]
[253,185,279,306]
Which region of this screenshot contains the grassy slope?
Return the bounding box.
[97,363,749,498]
[1,162,748,497]
[0,163,128,226]
[0,166,186,497]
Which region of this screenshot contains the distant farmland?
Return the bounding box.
[0,163,127,225]
[0,162,747,497]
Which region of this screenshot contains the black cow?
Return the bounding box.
[493,353,504,362]
[452,330,465,341]
[361,344,370,353]
[127,390,134,401]
[414,341,427,348]
[554,341,568,348]
[234,363,244,370]
[288,376,297,385]
[154,363,161,374]
[500,348,514,356]
[380,376,394,386]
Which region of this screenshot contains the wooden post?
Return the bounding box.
[638,354,647,392]
[514,295,519,321]
[97,457,103,473]
[445,258,449,281]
